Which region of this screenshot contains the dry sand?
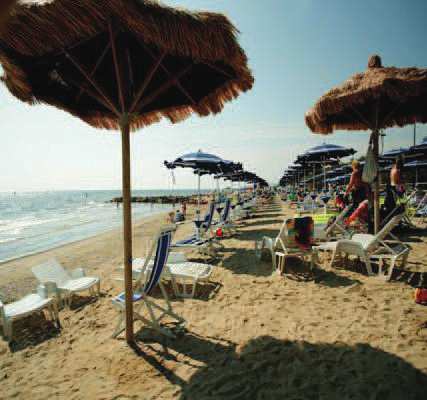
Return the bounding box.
[0,198,426,399]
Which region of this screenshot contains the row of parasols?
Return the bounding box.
[164,150,268,216]
[280,136,427,189]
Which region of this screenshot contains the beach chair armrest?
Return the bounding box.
[0,300,5,324]
[71,268,86,278]
[37,282,58,298]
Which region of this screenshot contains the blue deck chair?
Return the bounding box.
[201,202,215,232]
[216,199,236,235]
[172,202,217,256]
[112,225,185,339]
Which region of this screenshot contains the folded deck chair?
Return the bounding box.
[0,286,59,342]
[382,189,416,228]
[32,259,100,308]
[317,214,409,279]
[315,204,353,241]
[255,217,317,273]
[112,225,185,339]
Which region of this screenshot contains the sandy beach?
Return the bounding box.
[0,197,426,399]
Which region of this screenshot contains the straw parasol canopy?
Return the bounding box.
[0,0,253,130]
[0,0,253,343]
[305,55,427,134]
[305,55,427,232]
[0,0,16,27]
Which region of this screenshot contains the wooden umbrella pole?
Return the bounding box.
[120,114,134,343]
[373,130,380,233]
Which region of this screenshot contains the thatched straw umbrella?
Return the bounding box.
[0,0,15,27]
[305,55,427,232]
[0,0,253,343]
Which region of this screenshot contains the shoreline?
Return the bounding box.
[0,209,171,267]
[0,207,198,303]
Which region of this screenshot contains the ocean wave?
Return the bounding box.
[0,237,21,244]
[0,216,61,234]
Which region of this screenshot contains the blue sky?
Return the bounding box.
[1,0,427,191]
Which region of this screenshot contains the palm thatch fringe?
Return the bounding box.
[305,56,427,134]
[0,0,254,131]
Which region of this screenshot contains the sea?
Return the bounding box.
[0,190,201,264]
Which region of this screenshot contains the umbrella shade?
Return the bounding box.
[404,159,427,168]
[404,159,427,184]
[305,55,427,134]
[305,55,427,232]
[381,147,410,159]
[165,150,224,170]
[408,136,427,158]
[0,0,253,130]
[0,0,15,26]
[300,143,356,162]
[0,0,253,343]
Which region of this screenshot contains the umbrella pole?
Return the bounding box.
[373,130,380,233]
[197,173,201,219]
[323,162,326,191]
[120,117,134,343]
[313,164,315,191]
[303,168,306,193]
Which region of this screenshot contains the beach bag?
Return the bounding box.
[362,144,378,184]
[415,288,427,305]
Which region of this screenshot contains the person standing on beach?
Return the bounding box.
[344,160,368,209]
[182,201,187,217]
[390,156,405,194]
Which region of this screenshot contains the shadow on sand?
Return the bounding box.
[129,333,426,399]
[4,313,61,352]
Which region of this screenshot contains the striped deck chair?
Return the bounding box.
[112,225,185,339]
[171,202,218,256]
[216,199,236,235]
[201,202,215,232]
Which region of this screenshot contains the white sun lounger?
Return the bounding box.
[112,225,185,339]
[255,217,317,273]
[32,259,100,308]
[0,285,59,342]
[316,214,409,279]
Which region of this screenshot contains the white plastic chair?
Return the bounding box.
[0,285,59,342]
[255,218,317,273]
[318,214,409,279]
[32,259,100,308]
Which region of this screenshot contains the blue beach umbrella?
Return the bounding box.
[381,147,410,159]
[404,159,427,184]
[165,150,225,216]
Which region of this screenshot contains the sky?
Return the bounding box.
[1,0,427,192]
